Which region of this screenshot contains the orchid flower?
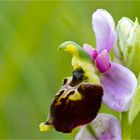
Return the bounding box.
[39,41,104,133]
[83,9,137,112]
[40,67,103,133]
[75,113,122,140]
[39,9,137,135]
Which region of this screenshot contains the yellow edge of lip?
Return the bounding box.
[39,122,53,132]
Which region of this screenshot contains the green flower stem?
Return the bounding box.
[86,124,97,139]
[120,111,131,140]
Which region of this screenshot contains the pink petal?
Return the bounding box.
[92,9,117,53]
[83,44,98,60]
[75,113,122,140]
[101,62,137,111]
[95,50,111,73]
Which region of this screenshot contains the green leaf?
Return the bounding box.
[129,73,140,124]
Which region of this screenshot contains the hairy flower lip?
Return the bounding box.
[44,77,103,133]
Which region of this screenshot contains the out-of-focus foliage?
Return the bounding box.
[0,1,140,139]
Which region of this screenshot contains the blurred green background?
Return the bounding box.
[0,1,140,139]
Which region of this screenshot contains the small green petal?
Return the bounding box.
[58,41,91,61]
[129,73,140,124]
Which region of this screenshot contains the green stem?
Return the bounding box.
[120,112,131,140]
[86,124,97,139]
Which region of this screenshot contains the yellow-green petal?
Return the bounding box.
[58,41,91,61]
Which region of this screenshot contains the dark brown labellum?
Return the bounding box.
[46,77,103,133]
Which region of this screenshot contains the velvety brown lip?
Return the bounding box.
[46,82,103,133]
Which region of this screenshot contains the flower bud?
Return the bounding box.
[115,17,134,60]
[115,17,140,76]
